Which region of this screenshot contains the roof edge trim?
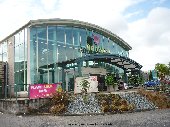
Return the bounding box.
[0,18,132,50]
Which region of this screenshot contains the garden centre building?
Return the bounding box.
[0,19,142,94]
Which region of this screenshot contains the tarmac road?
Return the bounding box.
[0,109,170,127]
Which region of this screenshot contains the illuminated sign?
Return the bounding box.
[79,36,109,54]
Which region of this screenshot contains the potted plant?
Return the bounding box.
[105,73,118,92]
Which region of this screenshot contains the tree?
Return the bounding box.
[139,73,145,84]
[155,63,169,80]
[168,62,170,75]
[128,74,140,87]
[149,70,153,81]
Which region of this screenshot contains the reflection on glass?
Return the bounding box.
[57,27,65,44]
[73,28,80,46]
[79,28,86,48]
[29,25,129,85]
[58,44,66,62]
[65,27,73,45]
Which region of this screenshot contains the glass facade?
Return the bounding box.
[0,21,131,92]
[29,25,128,88]
[14,29,27,86]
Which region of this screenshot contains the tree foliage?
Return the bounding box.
[128,74,144,86]
[155,63,169,80]
[149,70,153,81]
[80,79,90,93]
[105,73,117,87]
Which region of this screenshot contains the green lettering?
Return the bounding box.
[87,44,90,50]
[91,46,94,52]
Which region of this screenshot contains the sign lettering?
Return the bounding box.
[29,83,62,99]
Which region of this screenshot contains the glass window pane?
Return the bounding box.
[48,26,58,84]
[73,28,80,46]
[13,30,25,85]
[103,36,109,53]
[56,26,65,44]
[37,27,48,83]
[58,44,66,62]
[30,27,37,84]
[66,45,74,60]
[79,28,87,48]
[15,34,20,47]
[74,45,81,58]
[65,27,73,45]
[48,26,57,64]
[14,46,19,72]
[109,40,116,54]
[25,28,27,63]
[38,27,47,67]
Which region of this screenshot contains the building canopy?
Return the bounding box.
[56,54,142,73]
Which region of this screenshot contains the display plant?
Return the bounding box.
[79,79,90,103]
[105,73,118,92]
[80,79,90,93]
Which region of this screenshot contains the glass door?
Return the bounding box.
[65,68,75,91]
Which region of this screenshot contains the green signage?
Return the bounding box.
[79,36,109,54]
[79,44,109,54]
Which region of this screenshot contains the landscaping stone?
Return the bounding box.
[1,92,158,115]
[66,93,101,114]
[66,92,156,115]
[119,92,156,111]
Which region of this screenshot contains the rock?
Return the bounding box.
[66,93,101,114]
[119,92,156,111]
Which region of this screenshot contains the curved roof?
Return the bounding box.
[73,54,142,71]
[40,54,142,72]
[0,18,132,50]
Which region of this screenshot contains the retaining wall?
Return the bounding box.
[0,92,156,115]
[0,98,50,114]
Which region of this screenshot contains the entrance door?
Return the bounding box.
[90,74,107,91]
[65,68,75,91]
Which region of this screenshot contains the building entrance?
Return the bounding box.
[65,68,75,91]
[90,74,107,91]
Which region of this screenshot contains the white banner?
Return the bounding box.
[74,76,98,94]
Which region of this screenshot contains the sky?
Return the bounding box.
[0,0,170,71]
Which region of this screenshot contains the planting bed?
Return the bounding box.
[33,91,160,115]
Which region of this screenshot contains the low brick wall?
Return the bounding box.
[0,100,24,114]
[0,98,50,114]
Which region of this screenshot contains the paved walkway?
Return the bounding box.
[0,109,170,127]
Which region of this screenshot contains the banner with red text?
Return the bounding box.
[29,83,62,99]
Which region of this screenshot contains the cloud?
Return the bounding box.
[40,0,60,11]
[123,7,170,71]
[153,0,167,4]
[0,0,143,40]
[125,10,143,19]
[0,0,169,72]
[0,0,34,39]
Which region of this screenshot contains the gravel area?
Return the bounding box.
[119,92,156,111]
[0,109,170,127]
[67,93,101,114]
